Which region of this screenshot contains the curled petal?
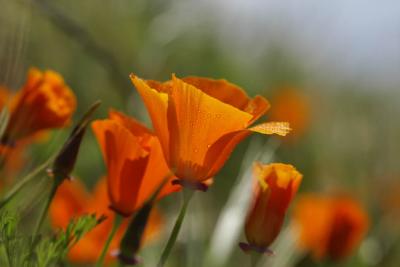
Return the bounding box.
[249,122,291,136]
[109,110,152,138]
[244,95,270,124]
[130,74,170,157]
[181,76,250,110]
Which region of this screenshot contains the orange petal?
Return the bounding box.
[136,136,180,204]
[86,177,112,216]
[142,207,164,245]
[50,179,89,229]
[106,111,179,205]
[108,109,153,146]
[203,130,251,178]
[244,95,270,124]
[7,68,76,140]
[91,119,149,215]
[130,74,170,157]
[167,75,252,181]
[245,163,302,247]
[181,76,250,110]
[248,121,291,136]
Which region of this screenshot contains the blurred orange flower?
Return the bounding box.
[91,110,180,216]
[269,87,310,141]
[241,163,302,253]
[4,68,76,142]
[0,86,11,108]
[131,75,290,187]
[50,178,163,264]
[293,194,369,261]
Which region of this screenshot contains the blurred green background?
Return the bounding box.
[1,0,400,266]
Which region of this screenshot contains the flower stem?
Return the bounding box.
[0,155,54,210]
[33,181,58,238]
[158,189,194,267]
[250,252,261,267]
[96,214,123,267]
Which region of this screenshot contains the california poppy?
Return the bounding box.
[91,110,180,216]
[241,163,302,253]
[50,178,163,264]
[131,75,290,187]
[293,194,369,261]
[4,68,76,142]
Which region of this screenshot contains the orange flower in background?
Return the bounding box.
[131,75,291,186]
[293,194,369,261]
[241,163,302,253]
[0,87,22,177]
[91,110,180,216]
[4,68,76,142]
[0,86,11,108]
[50,178,163,264]
[269,87,310,141]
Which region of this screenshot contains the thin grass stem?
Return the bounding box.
[158,189,194,267]
[96,214,123,267]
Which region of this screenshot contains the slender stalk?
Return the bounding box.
[158,189,194,267]
[3,244,12,267]
[96,214,123,267]
[250,252,261,267]
[0,155,55,210]
[32,181,58,238]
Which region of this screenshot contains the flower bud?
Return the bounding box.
[242,163,302,252]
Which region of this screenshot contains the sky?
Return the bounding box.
[209,0,400,90]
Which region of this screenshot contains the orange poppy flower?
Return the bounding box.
[91,110,180,216]
[4,68,76,142]
[293,194,369,261]
[131,75,291,186]
[268,87,310,141]
[241,163,302,253]
[50,178,163,264]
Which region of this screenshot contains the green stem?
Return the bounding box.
[0,155,55,210]
[96,214,123,267]
[250,252,261,267]
[33,181,58,238]
[3,243,11,267]
[158,189,194,267]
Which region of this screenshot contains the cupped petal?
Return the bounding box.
[91,119,149,216]
[260,163,302,214]
[130,75,170,158]
[248,121,291,136]
[167,75,253,181]
[182,77,270,124]
[244,95,270,125]
[109,110,152,136]
[135,136,180,208]
[181,76,250,110]
[204,130,251,179]
[108,109,153,146]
